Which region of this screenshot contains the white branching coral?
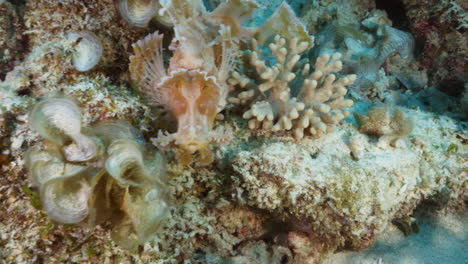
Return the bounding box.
[229,35,356,139]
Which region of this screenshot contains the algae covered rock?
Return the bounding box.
[232,108,466,252]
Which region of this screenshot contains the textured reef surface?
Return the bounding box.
[0,0,466,263]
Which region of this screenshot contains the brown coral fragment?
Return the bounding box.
[356,107,413,146]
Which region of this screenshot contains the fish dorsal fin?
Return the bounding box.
[129,31,167,106]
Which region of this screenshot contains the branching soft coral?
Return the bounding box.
[229,35,356,139]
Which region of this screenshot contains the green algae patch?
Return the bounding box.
[21,185,42,210]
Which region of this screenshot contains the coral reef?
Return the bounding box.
[0,0,466,263]
[23,0,146,46]
[298,0,376,32]
[231,108,465,260]
[402,0,467,92]
[19,0,151,95]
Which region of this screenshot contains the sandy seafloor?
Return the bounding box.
[327,211,467,264]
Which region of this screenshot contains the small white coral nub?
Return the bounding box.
[117,0,158,28]
[66,31,103,72]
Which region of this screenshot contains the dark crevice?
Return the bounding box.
[375,0,411,31]
[7,0,27,6]
[437,79,465,97]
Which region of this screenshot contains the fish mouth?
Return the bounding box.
[181,139,208,153]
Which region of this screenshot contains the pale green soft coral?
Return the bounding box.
[25,97,167,248]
